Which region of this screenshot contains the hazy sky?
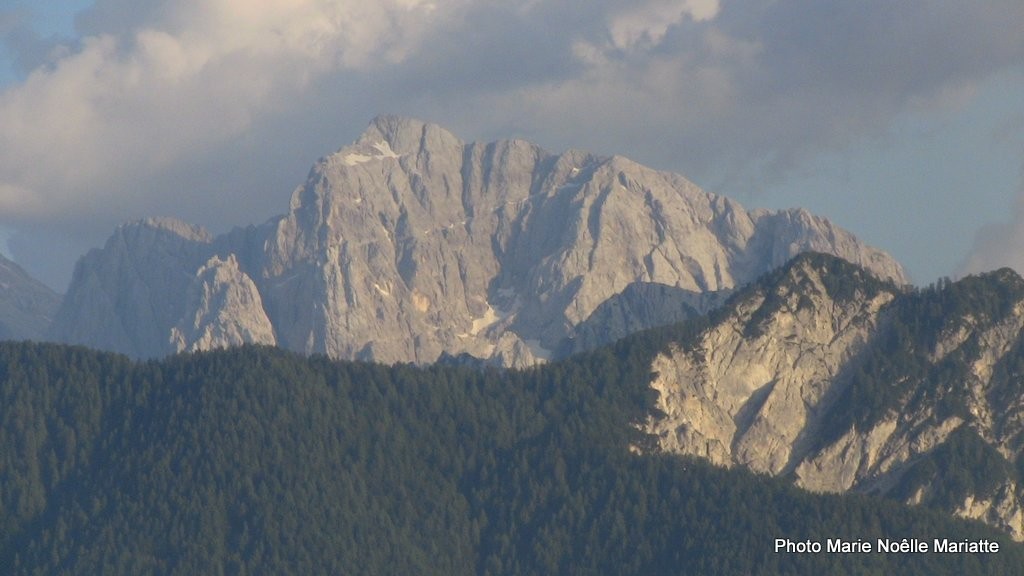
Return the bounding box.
[2,0,1023,291]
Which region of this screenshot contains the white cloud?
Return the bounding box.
[1,0,1023,289]
[0,0,450,225]
[607,0,719,51]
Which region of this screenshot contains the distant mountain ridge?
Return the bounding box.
[48,116,908,365]
[0,253,60,341]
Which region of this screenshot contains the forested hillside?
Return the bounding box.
[1,339,1021,575]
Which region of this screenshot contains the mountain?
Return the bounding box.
[48,116,907,365]
[643,253,1024,539]
[0,252,60,340]
[2,341,1021,574]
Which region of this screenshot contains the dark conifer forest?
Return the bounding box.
[1,334,1022,574]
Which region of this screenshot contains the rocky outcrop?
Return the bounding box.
[48,117,909,364]
[646,256,895,472]
[0,253,60,340]
[51,218,214,358]
[642,254,1024,540]
[170,255,276,353]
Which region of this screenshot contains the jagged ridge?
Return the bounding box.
[644,253,1024,539]
[48,117,909,365]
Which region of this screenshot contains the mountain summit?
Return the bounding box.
[49,117,908,365]
[644,253,1024,538]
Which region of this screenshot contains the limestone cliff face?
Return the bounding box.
[643,255,1024,540]
[50,218,214,357]
[170,255,276,353]
[646,256,894,472]
[48,117,908,364]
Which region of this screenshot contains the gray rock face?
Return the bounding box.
[48,116,908,363]
[51,218,215,357]
[564,282,729,355]
[0,253,60,340]
[643,255,1024,540]
[170,254,276,353]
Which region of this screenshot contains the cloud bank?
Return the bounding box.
[1,0,1023,288]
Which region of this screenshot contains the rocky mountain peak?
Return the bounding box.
[51,117,908,366]
[127,217,214,244]
[170,254,276,353]
[643,253,1024,539]
[361,115,462,158]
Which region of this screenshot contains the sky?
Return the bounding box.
[1,0,1023,291]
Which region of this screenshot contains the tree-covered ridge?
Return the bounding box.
[821,266,1024,443]
[851,270,1024,515]
[1,341,1021,575]
[633,252,1024,540]
[727,251,901,339]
